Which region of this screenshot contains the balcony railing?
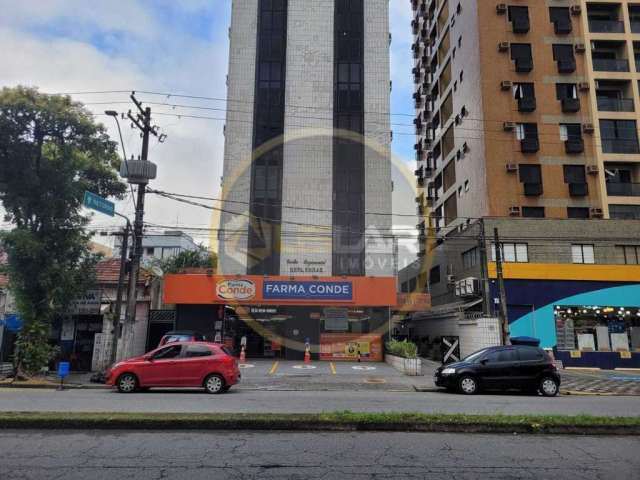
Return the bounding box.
[597,97,635,112]
[607,182,640,196]
[588,19,625,33]
[602,139,640,154]
[592,58,630,72]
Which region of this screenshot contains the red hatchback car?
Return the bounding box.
[106,342,240,394]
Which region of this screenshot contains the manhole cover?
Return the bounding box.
[292,365,317,370]
[352,366,376,371]
[239,364,255,369]
[364,377,387,384]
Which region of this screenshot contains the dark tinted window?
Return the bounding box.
[153,345,182,360]
[184,345,212,358]
[221,346,235,356]
[517,346,544,361]
[484,349,518,363]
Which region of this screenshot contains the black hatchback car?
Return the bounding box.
[434,345,560,396]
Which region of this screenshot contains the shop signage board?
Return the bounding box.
[164,274,398,307]
[83,191,115,217]
[263,281,352,301]
[69,290,101,315]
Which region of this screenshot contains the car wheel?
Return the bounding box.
[539,376,559,397]
[204,374,225,394]
[458,375,478,395]
[116,373,138,393]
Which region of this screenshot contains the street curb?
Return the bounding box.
[0,383,108,390]
[0,413,639,435]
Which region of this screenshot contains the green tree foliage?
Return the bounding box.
[0,86,126,375]
[160,247,218,274]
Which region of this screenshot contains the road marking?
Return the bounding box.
[239,364,255,369]
[292,365,316,370]
[268,361,279,375]
[352,366,376,371]
[330,362,337,375]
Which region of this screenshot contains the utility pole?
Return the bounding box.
[493,228,510,345]
[108,221,130,366]
[477,219,492,316]
[118,92,159,360]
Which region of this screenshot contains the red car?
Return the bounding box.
[106,342,240,394]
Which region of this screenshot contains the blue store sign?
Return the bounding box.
[3,314,23,332]
[263,281,353,301]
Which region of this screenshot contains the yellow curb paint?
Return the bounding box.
[330,362,337,375]
[268,361,279,375]
[615,368,640,372]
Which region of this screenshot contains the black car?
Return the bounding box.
[434,345,560,396]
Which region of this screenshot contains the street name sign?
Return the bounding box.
[83,191,115,217]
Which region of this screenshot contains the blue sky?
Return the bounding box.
[0,0,417,259]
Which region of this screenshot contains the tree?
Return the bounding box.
[0,86,126,376]
[160,247,218,274]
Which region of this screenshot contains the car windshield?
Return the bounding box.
[463,348,490,363]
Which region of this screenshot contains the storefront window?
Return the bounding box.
[555,305,640,352]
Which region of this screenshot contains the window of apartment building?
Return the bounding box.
[552,44,576,73]
[515,123,538,140]
[462,247,479,269]
[549,7,572,34]
[513,82,535,100]
[522,206,545,218]
[491,243,529,263]
[510,43,533,72]
[567,207,590,219]
[429,265,441,285]
[519,164,543,196]
[600,119,640,154]
[571,244,595,264]
[559,124,582,142]
[508,6,530,33]
[444,193,458,226]
[556,83,578,100]
[619,245,640,264]
[564,165,587,185]
[409,277,417,292]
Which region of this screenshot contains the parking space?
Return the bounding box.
[235,360,431,392]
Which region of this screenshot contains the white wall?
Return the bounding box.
[413,316,501,358]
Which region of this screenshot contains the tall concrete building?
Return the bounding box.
[218,0,393,278]
[412,0,640,249]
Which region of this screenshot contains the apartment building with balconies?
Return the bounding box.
[411,0,640,248]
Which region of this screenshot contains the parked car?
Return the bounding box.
[158,330,206,347]
[434,345,560,396]
[106,342,240,394]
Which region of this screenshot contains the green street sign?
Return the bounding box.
[83,191,115,217]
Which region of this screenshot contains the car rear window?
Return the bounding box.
[165,335,192,343]
[517,346,544,361]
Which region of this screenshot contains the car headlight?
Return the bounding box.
[441,368,456,375]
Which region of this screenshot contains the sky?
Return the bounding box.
[0,0,418,267]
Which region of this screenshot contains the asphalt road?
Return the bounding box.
[1,430,638,479]
[0,387,639,416]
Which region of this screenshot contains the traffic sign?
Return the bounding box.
[83,191,115,217]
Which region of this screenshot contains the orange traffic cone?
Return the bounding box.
[304,346,311,364]
[239,345,246,364]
